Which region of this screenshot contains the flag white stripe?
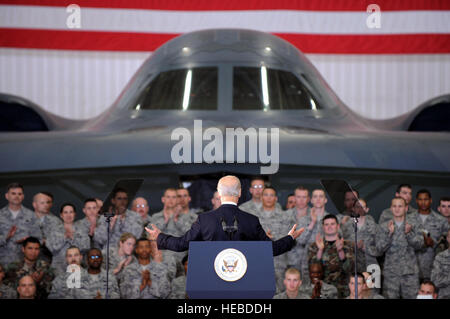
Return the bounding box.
[1,5,449,34]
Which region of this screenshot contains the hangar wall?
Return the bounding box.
[1,48,449,120]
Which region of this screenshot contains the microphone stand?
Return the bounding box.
[351,213,360,299]
[104,209,115,300]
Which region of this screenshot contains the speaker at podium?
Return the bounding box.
[186,241,276,299]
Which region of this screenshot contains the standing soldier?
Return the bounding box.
[74,198,101,254]
[376,197,424,299]
[431,229,450,299]
[410,189,448,281]
[340,199,379,273]
[94,188,143,249]
[308,215,354,298]
[258,186,290,293]
[46,203,90,277]
[176,188,201,229]
[0,183,41,265]
[297,189,331,285]
[120,238,170,299]
[379,184,418,224]
[0,263,16,299]
[131,197,152,237]
[32,192,61,263]
[285,187,311,272]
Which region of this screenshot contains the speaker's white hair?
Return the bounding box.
[217,176,241,197]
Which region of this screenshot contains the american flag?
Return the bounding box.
[1,0,449,54]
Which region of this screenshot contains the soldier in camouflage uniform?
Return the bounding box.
[341,199,380,273]
[298,262,338,299]
[74,198,101,255]
[409,190,448,280]
[345,272,384,299]
[285,194,296,210]
[308,215,354,298]
[257,187,291,293]
[431,229,450,299]
[4,237,54,299]
[336,190,360,223]
[376,197,424,299]
[378,184,418,224]
[48,246,87,299]
[84,248,120,299]
[94,188,143,250]
[120,238,170,299]
[131,197,152,238]
[285,187,311,272]
[0,263,16,299]
[16,275,36,299]
[296,189,331,285]
[177,188,201,226]
[239,177,282,217]
[435,197,450,255]
[150,188,192,276]
[210,191,221,210]
[169,255,188,299]
[46,203,90,277]
[273,268,309,299]
[102,232,136,285]
[0,183,42,266]
[32,192,61,263]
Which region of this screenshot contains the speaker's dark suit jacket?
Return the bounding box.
[157,203,294,256]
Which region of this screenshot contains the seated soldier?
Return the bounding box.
[0,263,16,299]
[4,236,54,299]
[119,238,170,299]
[16,275,36,299]
[273,268,309,299]
[299,262,338,299]
[169,255,188,299]
[431,229,450,299]
[85,248,120,299]
[416,280,438,299]
[48,246,88,299]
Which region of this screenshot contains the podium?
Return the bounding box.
[186,241,276,299]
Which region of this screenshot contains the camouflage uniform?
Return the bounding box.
[296,211,331,285]
[0,205,42,265]
[435,234,449,256]
[4,259,55,299]
[36,213,62,263]
[298,281,339,299]
[273,289,310,299]
[0,282,16,299]
[431,249,450,299]
[378,206,417,225]
[119,258,170,299]
[308,239,354,299]
[48,266,90,299]
[258,206,291,293]
[169,275,186,299]
[46,223,90,277]
[84,269,120,299]
[409,211,448,280]
[364,291,385,299]
[101,246,131,284]
[341,215,380,273]
[376,217,424,299]
[74,217,102,253]
[285,207,311,272]
[94,209,143,249]
[239,200,282,218]
[138,215,153,238]
[150,211,192,276]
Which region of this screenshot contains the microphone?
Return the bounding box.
[221,216,239,240]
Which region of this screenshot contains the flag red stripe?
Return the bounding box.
[1,29,449,54]
[1,0,449,11]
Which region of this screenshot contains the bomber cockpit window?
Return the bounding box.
[133,67,218,110]
[232,67,320,110]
